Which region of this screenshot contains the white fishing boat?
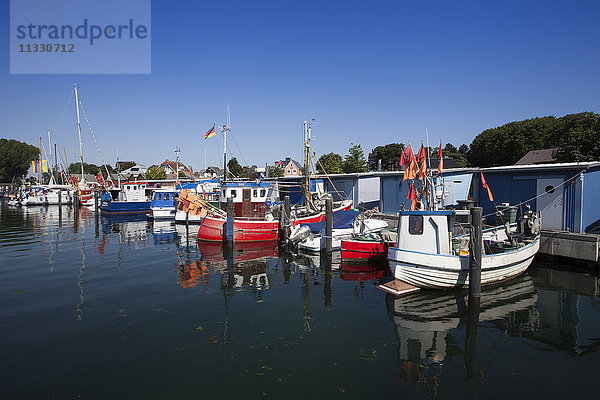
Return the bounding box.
[291,210,389,253]
[388,208,541,289]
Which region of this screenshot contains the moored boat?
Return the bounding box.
[388,209,541,289]
[100,182,151,215]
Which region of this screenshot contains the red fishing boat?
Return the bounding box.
[341,238,395,262]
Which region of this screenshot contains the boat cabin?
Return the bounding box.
[151,189,179,207]
[106,182,150,202]
[219,181,273,218]
[396,210,457,255]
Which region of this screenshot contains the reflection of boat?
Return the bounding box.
[152,219,177,244]
[340,261,391,281]
[178,259,209,289]
[385,275,538,361]
[101,216,149,241]
[388,209,541,289]
[196,241,278,264]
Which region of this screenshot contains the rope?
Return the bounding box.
[78,100,113,186]
[482,171,583,218]
[311,152,347,201]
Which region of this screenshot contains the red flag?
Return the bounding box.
[96,172,105,186]
[437,140,443,174]
[399,151,406,167]
[404,143,415,164]
[406,184,417,201]
[416,143,426,163]
[481,172,494,202]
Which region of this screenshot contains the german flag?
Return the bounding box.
[204,125,216,139]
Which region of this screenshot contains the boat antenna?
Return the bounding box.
[303,118,315,210]
[74,84,84,183]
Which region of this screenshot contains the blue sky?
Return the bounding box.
[2,0,599,170]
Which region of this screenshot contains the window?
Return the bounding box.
[164,194,169,201]
[253,189,258,198]
[231,190,237,198]
[260,189,266,197]
[126,185,130,190]
[133,186,137,190]
[408,215,423,235]
[157,193,162,200]
[545,185,555,194]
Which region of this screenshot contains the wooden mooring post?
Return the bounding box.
[283,195,290,243]
[469,207,483,297]
[325,196,333,254]
[94,190,99,213]
[225,197,234,244]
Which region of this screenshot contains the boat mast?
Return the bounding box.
[175,147,180,183]
[38,137,42,184]
[222,103,231,180]
[303,119,314,209]
[74,84,84,183]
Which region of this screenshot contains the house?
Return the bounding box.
[515,148,558,165]
[160,160,192,178]
[121,163,147,179]
[201,166,223,178]
[275,158,303,177]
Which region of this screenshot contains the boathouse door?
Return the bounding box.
[242,189,251,217]
[536,178,564,230]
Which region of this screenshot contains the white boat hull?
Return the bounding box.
[151,207,176,219]
[388,235,540,289]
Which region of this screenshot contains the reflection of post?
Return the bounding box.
[325,196,333,254]
[464,295,481,380]
[323,261,332,308]
[281,253,291,284]
[282,195,290,242]
[73,206,79,233]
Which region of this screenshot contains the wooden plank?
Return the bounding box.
[377,279,420,296]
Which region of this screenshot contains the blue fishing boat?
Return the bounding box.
[100,182,151,215]
[148,188,179,219]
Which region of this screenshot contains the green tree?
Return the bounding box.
[115,161,136,171]
[368,143,404,171]
[267,166,283,178]
[69,162,101,175]
[466,112,600,167]
[342,144,368,173]
[145,165,166,180]
[316,152,343,174]
[0,139,39,182]
[227,157,243,178]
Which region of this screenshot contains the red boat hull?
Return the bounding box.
[341,239,394,262]
[197,201,353,242]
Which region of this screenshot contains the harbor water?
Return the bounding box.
[1,203,599,399]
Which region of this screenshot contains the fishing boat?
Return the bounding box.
[100,182,151,214]
[148,188,179,219]
[388,208,541,289]
[341,234,396,262]
[291,210,389,252]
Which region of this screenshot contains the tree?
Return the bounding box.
[0,139,39,182]
[368,143,404,171]
[227,157,243,178]
[466,112,600,167]
[115,161,136,171]
[145,165,166,180]
[267,166,283,178]
[316,152,343,174]
[342,144,368,173]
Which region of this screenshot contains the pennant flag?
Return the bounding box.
[407,160,418,180]
[404,143,415,164]
[416,143,426,164]
[204,125,216,139]
[406,183,417,201]
[96,172,106,186]
[411,198,418,211]
[437,140,443,174]
[42,160,48,173]
[31,161,37,174]
[399,151,406,167]
[481,172,494,202]
[418,160,427,180]
[402,163,410,181]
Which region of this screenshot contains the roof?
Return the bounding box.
[283,159,303,171]
[160,160,191,172]
[427,157,460,170]
[515,148,558,165]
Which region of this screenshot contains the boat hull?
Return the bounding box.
[388,236,540,289]
[197,215,280,242]
[341,239,394,262]
[150,207,176,219]
[100,200,151,215]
